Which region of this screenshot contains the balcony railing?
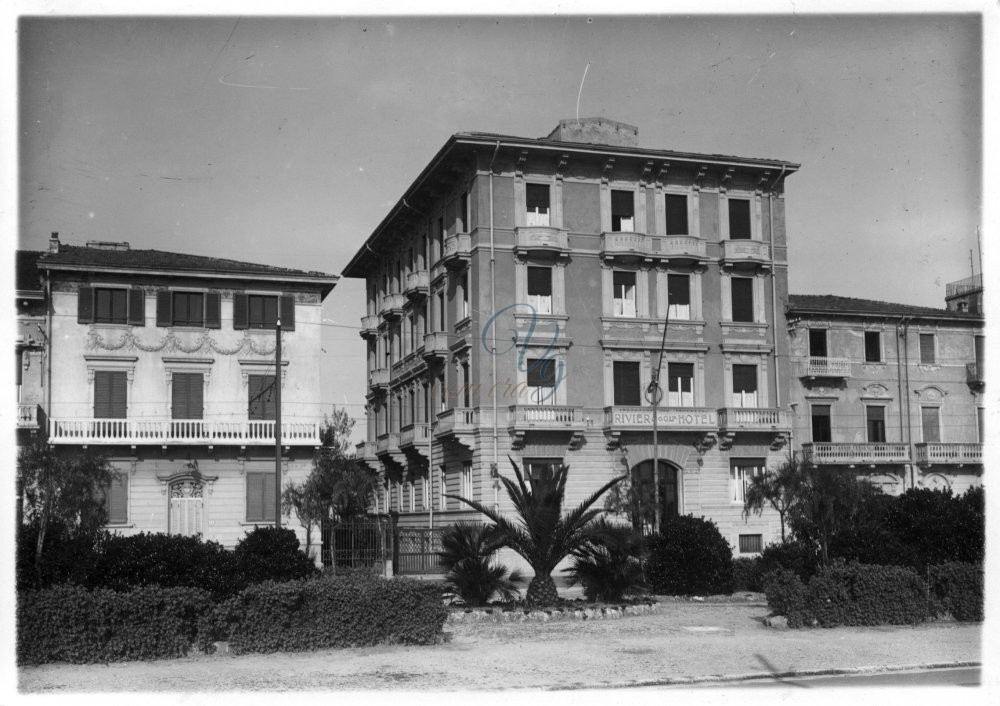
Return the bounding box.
[17,403,40,429]
[435,407,478,436]
[360,314,380,338]
[356,440,378,460]
[803,357,852,378]
[443,233,472,267]
[369,368,390,390]
[717,407,788,430]
[915,442,983,466]
[600,232,650,260]
[514,226,568,256]
[720,239,770,266]
[946,274,983,298]
[376,432,401,455]
[48,418,321,445]
[508,404,583,428]
[803,442,910,465]
[422,332,449,361]
[656,235,707,262]
[399,422,431,448]
[967,362,984,386]
[404,270,429,299]
[603,406,718,430]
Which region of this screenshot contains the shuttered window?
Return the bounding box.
[921,407,941,443]
[525,184,550,226]
[728,198,752,239]
[731,277,754,323]
[94,371,127,418]
[665,194,689,235]
[919,334,936,364]
[732,364,758,408]
[527,267,552,315]
[172,292,204,326]
[246,472,276,523]
[867,406,886,443]
[526,357,558,405]
[100,473,128,525]
[739,534,763,554]
[171,373,204,420]
[611,190,635,232]
[613,361,641,406]
[667,274,690,320]
[667,362,694,406]
[811,405,832,443]
[248,374,277,420]
[864,331,882,362]
[613,271,637,317]
[156,291,220,329]
[78,287,144,325]
[95,288,128,324]
[234,294,295,330]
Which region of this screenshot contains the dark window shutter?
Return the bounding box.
[249,374,276,420]
[110,371,127,418]
[189,373,204,420]
[613,361,641,406]
[667,363,694,392]
[665,194,689,235]
[732,365,757,393]
[280,295,295,331]
[172,374,189,419]
[78,286,94,323]
[922,407,940,443]
[247,472,275,522]
[127,288,145,326]
[527,267,552,296]
[526,358,556,388]
[233,293,249,330]
[172,373,202,420]
[731,278,754,323]
[107,474,128,524]
[668,274,690,306]
[156,291,172,327]
[919,334,936,364]
[94,371,127,418]
[728,198,752,239]
[205,292,221,329]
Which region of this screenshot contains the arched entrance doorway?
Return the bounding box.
[169,479,204,536]
[628,460,680,534]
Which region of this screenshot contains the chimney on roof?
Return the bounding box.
[48,232,60,253]
[546,118,638,147]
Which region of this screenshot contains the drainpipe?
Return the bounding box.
[897,317,914,489]
[489,141,500,513]
[767,171,784,412]
[45,272,53,441]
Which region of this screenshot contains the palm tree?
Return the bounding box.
[448,457,625,607]
[438,522,523,606]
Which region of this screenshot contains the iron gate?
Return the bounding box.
[321,516,391,572]
[394,527,446,575]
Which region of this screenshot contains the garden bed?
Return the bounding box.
[447,600,659,623]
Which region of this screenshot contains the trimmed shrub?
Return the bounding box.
[566,520,647,602]
[792,563,930,628]
[17,584,212,665]
[234,526,319,584]
[757,540,819,582]
[645,515,734,596]
[762,569,807,623]
[204,575,448,654]
[732,556,764,592]
[928,562,984,622]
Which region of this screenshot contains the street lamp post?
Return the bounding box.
[645,377,663,534]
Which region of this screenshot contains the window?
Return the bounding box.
[811,404,832,442]
[666,362,694,406]
[526,357,558,405]
[461,361,471,407]
[524,458,562,482]
[421,475,429,510]
[94,370,127,418]
[728,198,752,239]
[248,294,279,329]
[248,374,277,420]
[459,271,470,320]
[246,472,276,523]
[611,190,635,232]
[664,194,688,235]
[730,459,764,503]
[739,534,763,554]
[99,473,128,525]
[731,364,758,408]
[977,407,985,443]
[171,373,204,420]
[667,274,690,320]
[408,480,415,513]
[459,192,470,232]
[172,292,204,326]
[437,291,446,331]
[613,361,642,406]
[864,331,882,363]
[921,406,941,443]
[919,334,936,364]
[527,266,552,315]
[439,465,447,511]
[95,288,128,324]
[866,406,886,443]
[612,271,637,317]
[731,277,754,323]
[957,301,968,312]
[808,329,828,358]
[526,183,550,226]
[462,462,473,499]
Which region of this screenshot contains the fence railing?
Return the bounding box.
[48,418,321,445]
[394,527,446,575]
[946,274,982,298]
[17,403,39,428]
[321,517,391,572]
[804,356,852,377]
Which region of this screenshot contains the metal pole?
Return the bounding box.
[275,317,282,529]
[647,309,670,535]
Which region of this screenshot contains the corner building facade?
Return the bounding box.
[343,119,800,568]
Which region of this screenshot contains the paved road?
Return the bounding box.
[677,667,982,689]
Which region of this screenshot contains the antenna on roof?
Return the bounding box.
[576,62,590,122]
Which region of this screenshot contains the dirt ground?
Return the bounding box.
[19,603,981,692]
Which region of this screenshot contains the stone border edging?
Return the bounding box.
[447,602,660,623]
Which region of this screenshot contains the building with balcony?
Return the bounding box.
[786,293,985,495]
[342,118,799,560]
[22,234,337,548]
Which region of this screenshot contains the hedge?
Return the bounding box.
[761,569,807,622]
[927,562,984,622]
[18,584,212,665]
[732,557,764,592]
[645,515,734,595]
[201,575,449,654]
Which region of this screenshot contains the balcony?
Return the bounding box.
[803,442,910,465]
[399,422,431,460]
[443,233,472,268]
[720,239,770,268]
[404,270,429,299]
[507,405,586,449]
[718,407,789,431]
[802,356,852,379]
[514,226,569,257]
[48,418,321,446]
[422,332,449,362]
[967,362,984,388]
[915,442,983,466]
[356,440,378,461]
[655,235,708,264]
[600,232,651,262]
[17,403,40,430]
[368,368,390,391]
[376,432,401,455]
[379,293,406,320]
[359,314,380,339]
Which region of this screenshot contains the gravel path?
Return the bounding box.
[19,604,981,691]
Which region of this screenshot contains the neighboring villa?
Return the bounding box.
[16,234,337,549]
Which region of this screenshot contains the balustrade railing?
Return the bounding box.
[803,442,909,464]
[48,418,321,445]
[915,442,983,465]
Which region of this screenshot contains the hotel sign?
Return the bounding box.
[610,408,717,429]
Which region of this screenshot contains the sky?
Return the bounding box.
[11,9,988,443]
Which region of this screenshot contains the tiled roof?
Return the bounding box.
[38,245,337,283]
[16,250,44,292]
[787,294,983,320]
